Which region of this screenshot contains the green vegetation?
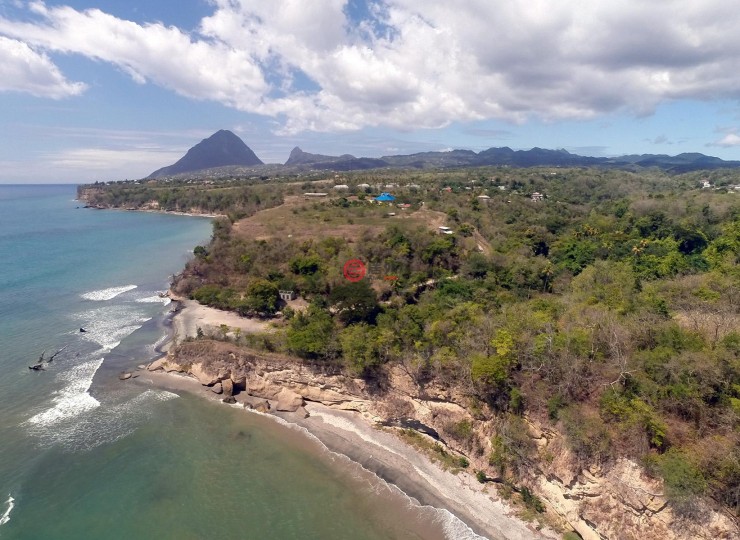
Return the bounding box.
[84,166,740,516]
[396,429,470,472]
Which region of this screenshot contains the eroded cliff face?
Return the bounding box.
[151,339,738,540]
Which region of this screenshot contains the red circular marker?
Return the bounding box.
[343,259,366,282]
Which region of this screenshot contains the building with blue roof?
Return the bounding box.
[375,192,396,202]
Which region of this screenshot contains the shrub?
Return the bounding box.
[659,449,707,517]
[446,419,474,444]
[520,486,545,513]
[547,394,566,421]
[561,406,612,466]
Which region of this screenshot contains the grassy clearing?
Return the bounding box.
[233,195,446,242]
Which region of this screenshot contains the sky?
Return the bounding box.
[4,1,740,182]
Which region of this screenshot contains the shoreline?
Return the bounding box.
[76,200,223,219]
[136,300,556,540]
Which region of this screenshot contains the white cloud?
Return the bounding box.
[0,3,268,106]
[713,133,740,147]
[5,1,740,134]
[0,35,85,98]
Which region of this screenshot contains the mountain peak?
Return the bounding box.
[148,130,263,178]
[284,147,354,166]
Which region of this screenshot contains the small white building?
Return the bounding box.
[333,184,349,190]
[477,195,491,200]
[357,183,371,189]
[701,180,712,189]
[531,192,544,202]
[279,290,296,301]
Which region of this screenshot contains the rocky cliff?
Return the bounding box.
[151,339,738,540]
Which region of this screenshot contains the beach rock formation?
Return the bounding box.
[190,362,220,386]
[275,388,304,412]
[210,382,223,394]
[165,339,738,540]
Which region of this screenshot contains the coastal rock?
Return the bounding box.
[191,362,220,386]
[222,396,237,404]
[148,358,168,371]
[247,378,281,400]
[165,362,185,373]
[276,388,304,412]
[222,378,234,397]
[254,400,270,413]
[118,372,132,380]
[137,364,147,370]
[211,382,223,394]
[230,374,247,391]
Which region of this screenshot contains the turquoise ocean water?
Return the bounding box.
[0,185,481,540]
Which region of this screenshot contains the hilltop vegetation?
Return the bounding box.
[82,166,740,520]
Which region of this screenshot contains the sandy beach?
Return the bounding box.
[139,299,556,540]
[167,297,274,347]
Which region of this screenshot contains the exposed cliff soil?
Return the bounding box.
[146,338,737,540]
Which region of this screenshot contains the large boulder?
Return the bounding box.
[247,378,281,400]
[276,388,304,412]
[164,362,185,373]
[191,362,220,386]
[222,378,234,397]
[211,382,223,394]
[148,358,168,371]
[254,400,270,413]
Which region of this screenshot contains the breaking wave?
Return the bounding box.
[25,358,103,428]
[0,495,14,527]
[81,285,137,301]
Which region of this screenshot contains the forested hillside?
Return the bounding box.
[84,167,740,525]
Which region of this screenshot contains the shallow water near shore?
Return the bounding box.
[0,185,475,540]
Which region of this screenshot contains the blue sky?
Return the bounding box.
[3,1,740,182]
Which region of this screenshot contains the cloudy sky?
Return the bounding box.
[4,0,740,182]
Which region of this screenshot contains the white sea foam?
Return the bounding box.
[0,495,14,527]
[436,509,489,540]
[77,305,151,351]
[81,285,137,301]
[56,389,180,451]
[26,358,104,428]
[309,410,404,458]
[135,295,171,305]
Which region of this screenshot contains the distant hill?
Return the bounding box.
[285,146,740,173]
[148,130,263,178]
[145,128,740,179]
[285,147,352,165]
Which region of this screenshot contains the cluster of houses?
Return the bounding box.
[700,179,740,193]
